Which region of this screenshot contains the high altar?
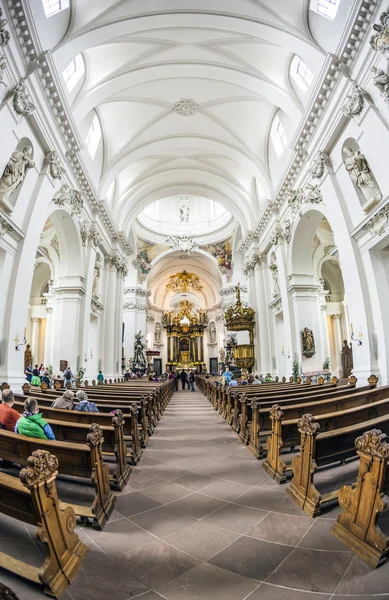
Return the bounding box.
[162,300,207,371]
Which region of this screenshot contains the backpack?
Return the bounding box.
[64,369,72,380]
[76,400,99,413]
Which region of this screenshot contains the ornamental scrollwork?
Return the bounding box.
[53,184,84,216]
[282,220,291,244]
[286,187,303,214]
[303,183,323,204]
[370,10,389,58]
[19,449,59,487]
[166,234,198,254]
[341,81,365,117]
[13,78,35,117]
[243,253,259,276]
[309,151,332,180]
[45,151,65,180]
[297,413,320,436]
[174,98,198,116]
[0,8,10,47]
[355,429,389,458]
[0,53,6,87]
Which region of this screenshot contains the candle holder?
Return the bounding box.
[351,332,363,346]
[14,336,27,351]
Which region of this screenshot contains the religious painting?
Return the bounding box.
[135,237,170,281]
[201,238,232,278]
[59,359,68,372]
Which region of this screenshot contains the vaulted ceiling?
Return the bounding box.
[51,0,327,234]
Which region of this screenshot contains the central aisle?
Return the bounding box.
[4,388,385,599]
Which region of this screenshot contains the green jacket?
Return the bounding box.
[16,413,49,439]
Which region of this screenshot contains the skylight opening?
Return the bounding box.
[85,114,102,160]
[62,54,84,92]
[310,0,340,20]
[290,56,314,92]
[270,114,288,159]
[42,0,69,18]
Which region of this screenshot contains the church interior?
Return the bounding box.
[1,0,389,598]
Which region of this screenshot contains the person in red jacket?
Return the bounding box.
[0,389,20,431]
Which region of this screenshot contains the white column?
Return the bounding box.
[253,257,272,375]
[102,257,118,378]
[43,307,55,368]
[275,243,295,377]
[331,314,343,377]
[30,317,40,366]
[52,281,85,375]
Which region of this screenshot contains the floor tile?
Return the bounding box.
[157,562,259,600]
[164,520,240,560]
[246,511,313,546]
[129,504,196,537]
[141,481,192,504]
[208,535,291,581]
[114,490,163,517]
[200,479,252,501]
[203,501,267,533]
[335,554,389,595]
[168,492,227,519]
[234,486,287,511]
[171,472,218,491]
[247,583,331,599]
[298,518,351,552]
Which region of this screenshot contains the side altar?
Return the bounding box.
[224,283,256,376]
[162,300,207,371]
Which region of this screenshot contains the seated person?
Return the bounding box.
[265,373,273,382]
[228,376,238,387]
[247,375,254,384]
[25,365,33,383]
[41,370,51,388]
[75,390,99,412]
[31,365,41,387]
[15,398,55,440]
[240,379,248,386]
[0,389,20,431]
[253,375,262,385]
[51,390,75,410]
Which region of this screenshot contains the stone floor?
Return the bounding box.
[1,388,389,599]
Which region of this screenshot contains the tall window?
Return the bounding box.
[310,0,340,20]
[42,0,69,17]
[62,54,84,92]
[85,114,102,160]
[270,114,288,158]
[290,56,313,92]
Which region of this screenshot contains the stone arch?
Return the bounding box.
[46,207,85,278]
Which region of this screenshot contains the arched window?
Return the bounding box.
[290,56,313,92]
[62,54,84,92]
[85,114,102,160]
[270,113,288,158]
[42,0,69,18]
[310,0,341,20]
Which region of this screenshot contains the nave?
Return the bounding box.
[2,388,389,600]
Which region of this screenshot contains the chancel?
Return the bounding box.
[1,1,389,599]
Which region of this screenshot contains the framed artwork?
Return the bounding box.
[59,360,68,372]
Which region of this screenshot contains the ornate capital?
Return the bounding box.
[53,184,84,216]
[243,253,259,276]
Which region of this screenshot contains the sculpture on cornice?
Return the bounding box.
[80,221,89,247]
[304,183,323,204]
[45,151,65,180]
[370,66,389,102]
[0,9,10,47]
[286,188,303,214]
[90,224,102,247]
[69,189,84,216]
[13,79,35,117]
[341,81,365,117]
[174,98,198,116]
[92,253,101,299]
[282,220,291,244]
[166,234,198,254]
[271,226,281,246]
[0,145,35,206]
[309,151,331,180]
[370,10,389,58]
[343,146,382,207]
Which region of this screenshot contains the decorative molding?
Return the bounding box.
[124,287,151,297]
[12,78,34,117]
[370,9,389,58]
[117,231,133,256]
[174,98,198,116]
[287,184,322,215]
[243,253,259,276]
[341,80,365,117]
[123,301,147,312]
[91,297,103,316]
[80,220,102,247]
[309,152,332,179]
[362,202,389,237]
[52,184,84,216]
[0,53,6,86]
[370,66,389,102]
[282,220,291,244]
[0,215,13,236]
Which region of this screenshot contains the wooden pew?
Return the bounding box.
[263,385,389,483]
[0,449,88,597]
[286,411,389,517]
[0,424,116,530]
[330,428,389,568]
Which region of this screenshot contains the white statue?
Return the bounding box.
[0,146,35,205]
[92,253,101,299]
[343,146,382,207]
[180,205,190,223]
[154,322,161,344]
[370,66,389,102]
[209,322,217,344]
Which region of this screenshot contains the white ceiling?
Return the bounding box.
[51,0,327,235]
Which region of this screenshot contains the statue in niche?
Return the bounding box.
[133,331,146,368]
[0,146,35,207]
[343,146,382,208]
[269,256,280,297]
[209,322,217,344]
[154,322,161,344]
[342,339,353,378]
[219,347,226,363]
[302,328,316,357]
[180,205,190,223]
[370,66,389,102]
[92,253,101,299]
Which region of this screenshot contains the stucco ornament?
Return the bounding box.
[45,151,65,179]
[0,54,7,86]
[174,99,198,116]
[370,66,389,102]
[13,79,35,117]
[166,234,198,254]
[0,146,35,206]
[0,8,10,47]
[341,81,365,117]
[243,254,259,276]
[309,152,331,179]
[303,183,323,204]
[92,253,101,299]
[343,146,382,208]
[286,188,303,214]
[370,10,389,58]
[52,184,84,216]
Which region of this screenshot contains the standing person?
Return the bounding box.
[97,370,104,384]
[189,370,195,392]
[222,367,232,384]
[0,389,20,431]
[15,398,56,440]
[174,371,179,392]
[31,365,41,387]
[25,365,33,383]
[63,366,73,386]
[180,369,187,390]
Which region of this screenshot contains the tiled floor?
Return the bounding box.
[1,389,389,599]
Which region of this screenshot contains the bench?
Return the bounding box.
[0,449,88,597]
[0,424,116,530]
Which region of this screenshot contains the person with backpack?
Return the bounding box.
[63,366,73,386]
[75,390,99,412]
[15,397,55,440]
